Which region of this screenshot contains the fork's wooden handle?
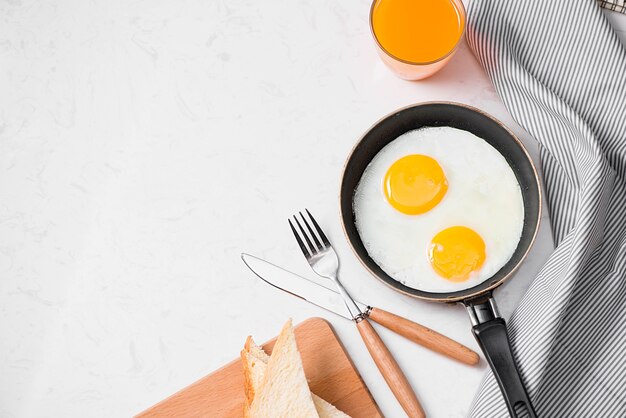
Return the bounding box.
[357,318,425,418]
[369,308,480,366]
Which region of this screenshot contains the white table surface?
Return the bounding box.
[2,2,625,417]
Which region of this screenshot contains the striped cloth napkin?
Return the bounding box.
[466,0,626,417]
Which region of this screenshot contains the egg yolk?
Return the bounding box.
[428,226,486,282]
[383,155,448,215]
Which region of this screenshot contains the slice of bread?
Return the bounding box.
[242,329,350,418]
[311,397,351,418]
[245,319,319,418]
[244,336,270,363]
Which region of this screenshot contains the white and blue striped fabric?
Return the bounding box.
[466,0,626,416]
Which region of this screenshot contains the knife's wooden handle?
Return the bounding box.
[368,307,480,366]
[356,318,425,418]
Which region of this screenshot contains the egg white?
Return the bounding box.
[353,126,525,293]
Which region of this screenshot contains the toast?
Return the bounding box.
[241,320,350,418]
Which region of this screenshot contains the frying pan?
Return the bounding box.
[340,102,541,418]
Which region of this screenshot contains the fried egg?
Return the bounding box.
[353,126,524,293]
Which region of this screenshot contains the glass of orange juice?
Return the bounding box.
[370,0,466,80]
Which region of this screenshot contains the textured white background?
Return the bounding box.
[1,1,625,416]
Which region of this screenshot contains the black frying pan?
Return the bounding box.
[340,102,541,418]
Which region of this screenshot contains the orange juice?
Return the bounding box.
[372,0,464,64]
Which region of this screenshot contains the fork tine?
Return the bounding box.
[305,209,330,247]
[293,215,317,255]
[300,211,323,251]
[289,219,311,258]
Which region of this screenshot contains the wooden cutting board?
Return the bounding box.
[136,317,382,417]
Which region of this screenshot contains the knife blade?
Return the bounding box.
[241,252,481,366]
[241,252,369,320]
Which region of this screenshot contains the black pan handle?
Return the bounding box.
[465,294,537,418]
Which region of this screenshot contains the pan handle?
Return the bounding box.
[464,294,537,418]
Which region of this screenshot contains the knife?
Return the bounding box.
[241,253,479,366]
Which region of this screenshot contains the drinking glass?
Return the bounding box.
[369,0,466,80]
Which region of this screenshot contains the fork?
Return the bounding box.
[289,209,425,418]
